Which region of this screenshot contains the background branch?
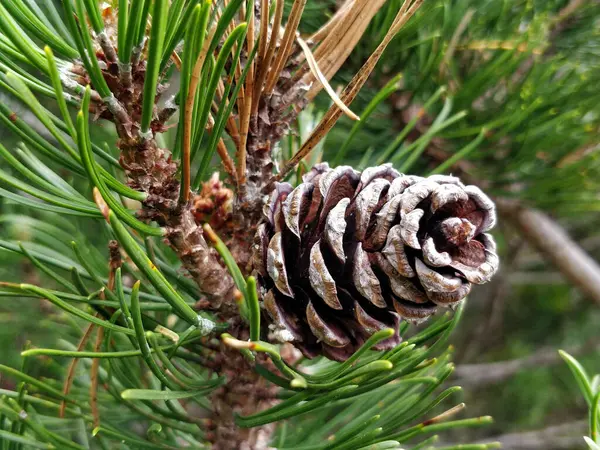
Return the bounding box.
[497,198,600,305]
[478,421,587,450]
[454,339,600,388]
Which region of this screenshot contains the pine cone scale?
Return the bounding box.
[323,197,350,262]
[255,163,499,361]
[382,225,416,277]
[306,302,350,348]
[354,178,390,241]
[353,243,386,308]
[266,232,294,297]
[309,240,343,310]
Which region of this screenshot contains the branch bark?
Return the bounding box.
[478,420,587,450]
[497,198,600,305]
[454,339,600,388]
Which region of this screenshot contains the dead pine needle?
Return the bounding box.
[237,2,256,186]
[277,0,424,180]
[60,323,97,418]
[181,27,215,203]
[296,37,359,121]
[253,0,284,116]
[264,0,307,96]
[90,326,105,428]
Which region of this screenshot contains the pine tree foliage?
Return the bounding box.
[0,0,597,449]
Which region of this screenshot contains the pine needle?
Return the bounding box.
[59,323,97,418]
[182,26,216,203]
[296,36,359,121]
[305,0,387,101]
[252,0,284,116]
[278,0,424,179]
[237,2,256,185]
[309,0,354,43]
[264,0,307,95]
[90,326,105,428]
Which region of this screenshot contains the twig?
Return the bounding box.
[479,421,587,450]
[497,198,600,305]
[454,339,600,388]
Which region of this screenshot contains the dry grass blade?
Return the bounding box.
[264,0,307,95]
[296,37,359,121]
[278,0,423,179]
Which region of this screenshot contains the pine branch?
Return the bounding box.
[454,339,600,389]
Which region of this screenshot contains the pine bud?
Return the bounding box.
[253,163,498,361]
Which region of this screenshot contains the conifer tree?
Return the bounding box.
[0,0,598,449]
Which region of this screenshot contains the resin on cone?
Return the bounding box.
[253,163,499,361]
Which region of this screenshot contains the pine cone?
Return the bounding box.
[253,163,498,361]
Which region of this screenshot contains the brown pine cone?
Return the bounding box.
[252,163,498,361]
